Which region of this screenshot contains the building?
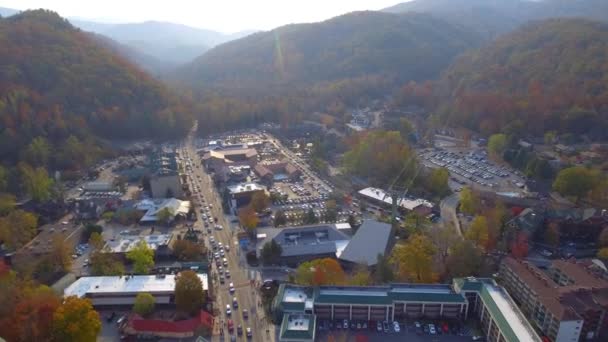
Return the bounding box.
[256,224,350,267]
[227,182,266,208]
[83,181,115,192]
[134,198,191,223]
[499,257,608,341]
[150,170,183,198]
[279,313,316,342]
[358,187,433,216]
[338,220,392,267]
[202,146,258,182]
[123,311,214,339]
[64,273,209,307]
[273,277,540,342]
[254,161,301,185]
[103,234,173,256]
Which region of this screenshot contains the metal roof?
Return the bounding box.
[339,220,391,266]
[279,313,316,341]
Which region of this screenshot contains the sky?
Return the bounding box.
[1,0,408,33]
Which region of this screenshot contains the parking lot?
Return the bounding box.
[420,148,527,192]
[316,319,476,342]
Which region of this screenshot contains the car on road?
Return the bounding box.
[223,258,228,267]
[393,321,400,333]
[232,297,238,308]
[237,325,243,336]
[246,327,252,338]
[227,319,234,333]
[242,309,248,319]
[229,282,235,293]
[226,304,231,316]
[219,275,225,284]
[225,270,231,278]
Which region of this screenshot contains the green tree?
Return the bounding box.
[52,296,101,342]
[238,205,259,232]
[304,208,318,225]
[323,200,338,222]
[445,240,484,278]
[488,133,507,157]
[156,207,174,225]
[466,216,490,250]
[133,293,155,317]
[402,212,431,236]
[19,163,53,202]
[260,240,282,265]
[250,192,270,213]
[427,167,450,197]
[0,209,38,250]
[373,254,394,284]
[553,166,600,200]
[391,234,436,283]
[83,223,102,241]
[172,239,203,261]
[0,193,16,215]
[399,118,415,142]
[349,264,372,286]
[126,240,155,274]
[459,186,480,215]
[273,210,287,227]
[175,270,205,316]
[23,137,51,167]
[0,166,7,191]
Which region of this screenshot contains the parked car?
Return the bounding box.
[343,319,348,329]
[382,321,389,333]
[393,321,400,333]
[429,324,437,335]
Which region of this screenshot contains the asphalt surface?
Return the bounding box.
[183,131,274,342]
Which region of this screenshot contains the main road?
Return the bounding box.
[183,130,274,342]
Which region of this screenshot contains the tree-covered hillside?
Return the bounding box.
[175,11,481,90]
[0,10,193,168]
[438,18,608,138]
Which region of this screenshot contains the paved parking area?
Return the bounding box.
[316,330,472,342]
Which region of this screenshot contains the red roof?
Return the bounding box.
[130,311,213,333]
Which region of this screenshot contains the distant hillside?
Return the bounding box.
[384,0,608,38]
[0,10,193,166]
[71,20,256,67]
[174,11,481,90]
[439,18,608,138]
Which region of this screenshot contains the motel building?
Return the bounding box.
[273,277,541,342]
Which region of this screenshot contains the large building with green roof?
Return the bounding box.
[274,277,541,342]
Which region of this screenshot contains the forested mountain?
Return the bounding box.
[437,18,608,139]
[0,10,193,170]
[175,11,481,89]
[70,20,255,67]
[384,0,608,39]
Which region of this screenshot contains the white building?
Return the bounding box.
[135,198,191,223]
[64,274,208,307]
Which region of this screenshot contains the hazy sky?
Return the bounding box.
[2,0,408,33]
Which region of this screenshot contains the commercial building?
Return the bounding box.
[338,220,392,267]
[150,170,183,199]
[279,313,316,342]
[202,145,258,182]
[499,257,608,341]
[274,277,540,342]
[254,161,301,185]
[358,187,433,216]
[134,198,191,223]
[227,182,266,208]
[103,234,173,256]
[64,273,208,307]
[256,224,350,267]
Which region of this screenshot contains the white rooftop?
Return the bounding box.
[104,234,173,253]
[320,289,388,297]
[358,187,433,210]
[287,314,311,331]
[283,288,308,303]
[228,182,266,194]
[64,274,208,298]
[136,198,191,222]
[486,284,540,342]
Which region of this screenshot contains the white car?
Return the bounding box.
[393,321,400,333]
[226,304,231,316]
[229,282,235,293]
[429,324,436,335]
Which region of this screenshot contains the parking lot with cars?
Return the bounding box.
[316,318,477,342]
[420,148,527,192]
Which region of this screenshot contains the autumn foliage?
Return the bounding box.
[295,258,346,286]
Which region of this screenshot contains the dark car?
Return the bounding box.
[382,321,390,333]
[376,321,382,332]
[106,311,116,322]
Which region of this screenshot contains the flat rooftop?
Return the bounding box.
[280,313,316,341]
[104,234,172,253]
[484,283,540,342]
[284,288,308,303]
[358,187,433,210]
[228,182,265,194]
[64,274,208,298]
